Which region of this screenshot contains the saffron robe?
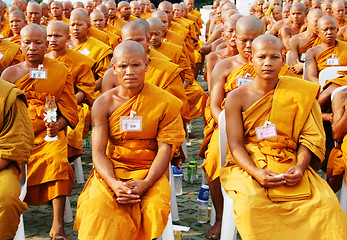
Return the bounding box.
[8,35,20,45]
[87,27,109,45]
[201,63,290,183]
[54,49,97,160]
[0,39,23,68]
[316,40,347,89]
[74,82,185,240]
[14,57,78,205]
[220,76,347,240]
[0,17,11,38]
[0,79,34,239]
[108,17,127,30]
[73,36,113,79]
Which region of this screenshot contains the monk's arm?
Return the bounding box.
[267,22,279,35]
[205,53,218,93]
[331,91,347,142]
[101,68,118,93]
[337,26,346,41]
[210,60,228,123]
[224,91,285,187]
[76,90,86,105]
[305,49,319,83]
[91,96,140,204]
[124,142,172,196]
[288,37,299,66]
[280,27,291,51]
[0,159,10,171]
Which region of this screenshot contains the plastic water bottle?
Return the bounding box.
[173,166,183,196]
[197,185,209,223]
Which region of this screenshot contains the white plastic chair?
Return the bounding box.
[319,66,347,91]
[14,162,28,240]
[331,86,347,214]
[218,109,238,240]
[74,157,84,184]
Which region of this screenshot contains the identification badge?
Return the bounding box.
[255,121,277,140]
[237,73,253,86]
[300,53,306,62]
[120,116,142,132]
[78,47,91,56]
[30,64,47,79]
[326,54,340,66]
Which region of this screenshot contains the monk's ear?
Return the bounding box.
[248,53,253,65]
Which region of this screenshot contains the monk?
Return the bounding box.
[8,10,26,45]
[89,10,120,49]
[118,1,137,22]
[205,17,238,92]
[102,21,191,123]
[326,87,347,192]
[62,1,73,19]
[332,0,346,28]
[74,41,185,240]
[84,1,94,15]
[288,9,324,76]
[305,16,347,115]
[184,0,204,30]
[69,9,113,90]
[26,1,43,25]
[130,1,141,19]
[40,2,51,22]
[46,20,97,162]
[254,0,265,19]
[0,36,23,74]
[0,2,11,38]
[201,16,266,239]
[0,79,34,240]
[220,33,347,240]
[280,3,306,51]
[322,1,333,16]
[138,0,150,19]
[106,0,127,30]
[1,24,78,240]
[50,1,69,25]
[267,4,292,37]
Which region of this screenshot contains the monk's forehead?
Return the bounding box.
[291,3,306,12]
[90,11,104,19]
[122,26,146,38]
[70,11,88,22]
[21,27,46,40]
[224,19,237,29]
[47,21,69,33]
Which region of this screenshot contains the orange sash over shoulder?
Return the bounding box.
[0,39,23,68]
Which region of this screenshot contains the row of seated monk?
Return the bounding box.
[1,0,347,239]
[0,0,208,239]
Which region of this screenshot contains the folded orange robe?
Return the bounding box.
[73,36,113,79]
[74,82,185,240]
[54,49,97,160]
[146,56,191,122]
[8,35,20,45]
[316,40,347,89]
[108,17,127,30]
[0,39,23,68]
[220,76,347,239]
[0,79,34,239]
[14,57,78,205]
[201,63,289,183]
[102,27,120,50]
[0,17,11,38]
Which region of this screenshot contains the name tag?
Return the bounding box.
[78,48,91,56]
[256,121,277,140]
[30,68,47,79]
[300,53,306,62]
[120,116,142,132]
[326,54,339,66]
[237,73,253,87]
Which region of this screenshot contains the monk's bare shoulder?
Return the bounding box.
[306,44,324,59]
[212,55,239,79]
[1,63,29,84]
[93,87,120,117]
[206,52,221,70]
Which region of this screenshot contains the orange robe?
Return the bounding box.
[14,57,78,205]
[0,39,23,68]
[108,17,127,30]
[73,37,113,79]
[201,63,290,183]
[54,49,97,160]
[220,76,347,239]
[104,23,121,39]
[0,79,34,239]
[8,35,20,45]
[316,40,347,89]
[0,17,11,38]
[124,15,137,22]
[146,56,191,122]
[74,82,185,240]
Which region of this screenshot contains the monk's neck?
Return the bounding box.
[25,59,45,69]
[54,16,63,21]
[253,77,278,95]
[49,48,67,59]
[118,84,144,99]
[71,36,87,46]
[236,54,248,65]
[303,30,316,39]
[226,45,238,57]
[292,22,304,30]
[322,40,337,48]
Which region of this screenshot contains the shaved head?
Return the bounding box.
[21,23,46,37]
[70,8,89,23]
[252,34,282,53]
[134,18,150,36]
[152,10,167,18]
[10,9,25,20]
[317,14,337,29]
[291,2,306,13]
[147,17,163,30]
[47,20,69,35]
[236,15,264,35]
[121,20,146,37]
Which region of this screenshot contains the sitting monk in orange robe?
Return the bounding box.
[1,24,78,240]
[74,41,185,240]
[69,9,113,91]
[7,10,26,45]
[306,15,347,120]
[46,20,97,162]
[0,79,34,239]
[220,34,347,240]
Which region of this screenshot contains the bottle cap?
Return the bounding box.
[173,166,183,174]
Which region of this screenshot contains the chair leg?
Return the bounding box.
[160,213,175,240]
[220,187,237,240]
[64,197,73,223]
[74,157,84,184]
[169,164,179,222]
[340,178,347,214]
[14,214,25,240]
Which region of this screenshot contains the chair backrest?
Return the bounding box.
[319,66,347,91]
[19,162,27,201]
[331,85,347,101]
[218,109,227,168]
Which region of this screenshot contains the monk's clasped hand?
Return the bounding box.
[253,169,286,188]
[114,181,141,205]
[283,166,304,187]
[45,121,59,137]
